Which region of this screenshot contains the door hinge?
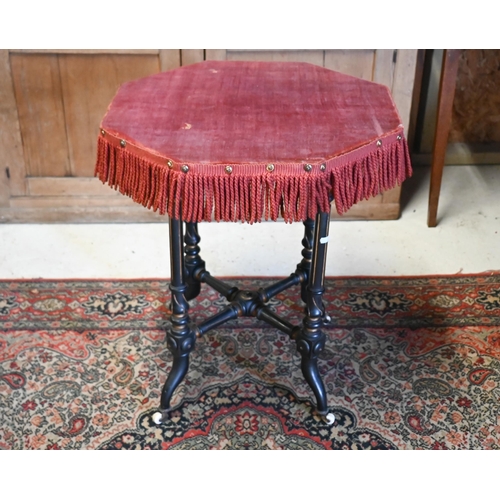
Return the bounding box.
[5,167,10,179]
[393,50,398,64]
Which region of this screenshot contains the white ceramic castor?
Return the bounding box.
[152,412,164,425]
[324,413,336,425]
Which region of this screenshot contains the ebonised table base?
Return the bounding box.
[153,206,335,425]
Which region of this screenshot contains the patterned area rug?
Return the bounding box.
[1,274,500,450]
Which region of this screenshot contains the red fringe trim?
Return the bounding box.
[95,131,412,223]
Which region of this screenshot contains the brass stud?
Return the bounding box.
[320,163,326,171]
[181,165,189,173]
[376,140,382,147]
[304,164,313,172]
[397,135,402,140]
[100,129,106,137]
[167,160,174,169]
[225,165,233,174]
[266,164,275,172]
[120,139,126,148]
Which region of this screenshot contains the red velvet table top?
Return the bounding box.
[102,61,401,164]
[96,61,412,223]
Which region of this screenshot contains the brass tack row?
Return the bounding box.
[303,164,327,172]
[163,162,330,174]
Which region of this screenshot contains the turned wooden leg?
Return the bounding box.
[154,217,196,424]
[184,222,205,301]
[293,209,330,415]
[296,218,315,305]
[428,49,461,227]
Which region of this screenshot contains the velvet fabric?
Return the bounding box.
[95,61,412,222]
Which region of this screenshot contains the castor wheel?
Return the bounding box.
[324,413,335,425]
[152,410,169,425]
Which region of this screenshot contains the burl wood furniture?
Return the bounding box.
[95,61,412,424]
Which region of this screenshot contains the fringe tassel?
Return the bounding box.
[95,134,412,223]
[330,139,412,215]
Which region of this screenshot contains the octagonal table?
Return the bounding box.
[95,60,412,425]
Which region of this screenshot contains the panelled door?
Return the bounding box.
[0,49,416,222]
[0,49,182,222]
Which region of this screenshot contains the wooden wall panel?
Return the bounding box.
[59,54,160,177]
[12,50,161,55]
[1,205,164,223]
[1,49,182,222]
[27,177,122,197]
[391,49,418,133]
[181,49,204,66]
[324,50,375,80]
[159,50,181,72]
[10,195,139,208]
[0,165,8,208]
[224,50,324,66]
[373,49,395,88]
[0,50,27,202]
[10,54,70,178]
[205,49,226,60]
